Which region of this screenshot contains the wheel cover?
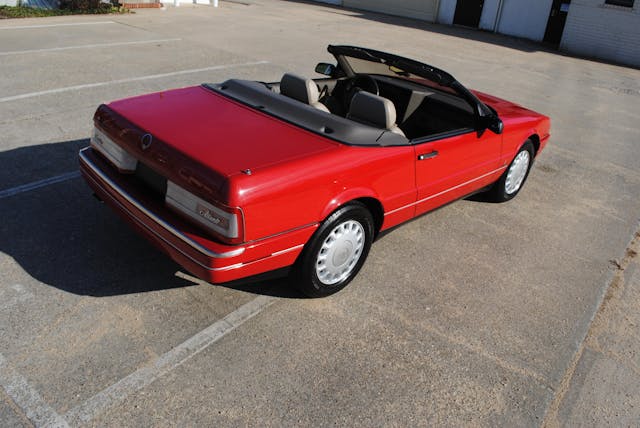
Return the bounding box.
[315,220,365,285]
[505,150,530,195]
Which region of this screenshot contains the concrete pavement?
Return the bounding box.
[546,231,640,427]
[0,1,639,426]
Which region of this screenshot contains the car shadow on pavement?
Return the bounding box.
[0,140,304,298]
[221,275,304,299]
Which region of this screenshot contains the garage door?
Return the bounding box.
[343,0,437,22]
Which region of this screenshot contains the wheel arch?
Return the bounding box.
[354,197,384,237]
[528,133,541,156]
[319,190,384,236]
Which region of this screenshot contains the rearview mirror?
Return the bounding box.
[315,62,335,76]
[486,115,503,135]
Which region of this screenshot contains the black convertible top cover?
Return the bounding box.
[204,79,408,147]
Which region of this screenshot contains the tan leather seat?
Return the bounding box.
[347,92,405,137]
[280,73,330,113]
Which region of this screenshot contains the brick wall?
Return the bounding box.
[561,0,640,67]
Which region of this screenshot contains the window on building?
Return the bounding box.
[605,0,634,7]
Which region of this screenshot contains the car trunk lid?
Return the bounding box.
[108,85,339,176]
[96,85,339,203]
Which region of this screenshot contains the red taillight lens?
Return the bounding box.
[165,181,242,242]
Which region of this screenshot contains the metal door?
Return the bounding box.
[413,130,502,216]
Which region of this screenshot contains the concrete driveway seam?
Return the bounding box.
[0,21,116,30]
[63,295,276,426]
[0,38,182,57]
[0,171,81,199]
[0,61,269,104]
[0,353,70,428]
[359,296,553,389]
[1,3,639,425]
[542,225,640,427]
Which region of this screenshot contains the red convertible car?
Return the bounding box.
[80,45,550,297]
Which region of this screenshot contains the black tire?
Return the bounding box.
[293,202,374,298]
[488,140,535,202]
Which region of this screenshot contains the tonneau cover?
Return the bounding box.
[205,79,408,147]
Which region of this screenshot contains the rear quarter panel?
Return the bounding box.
[229,143,417,242]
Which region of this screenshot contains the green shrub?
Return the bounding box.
[0,5,70,17]
[0,3,128,17]
[58,0,112,11]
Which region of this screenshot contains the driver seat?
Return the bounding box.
[280,73,330,113]
[347,92,405,137]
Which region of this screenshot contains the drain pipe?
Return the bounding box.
[493,0,504,33]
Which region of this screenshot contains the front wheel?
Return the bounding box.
[488,140,534,202]
[293,202,374,298]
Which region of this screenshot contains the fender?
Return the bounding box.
[505,127,539,160]
[319,187,381,221]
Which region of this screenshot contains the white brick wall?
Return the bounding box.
[561,0,640,67]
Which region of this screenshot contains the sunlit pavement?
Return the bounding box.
[0,2,639,426]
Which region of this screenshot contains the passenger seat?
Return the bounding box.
[280,73,330,113]
[347,92,405,137]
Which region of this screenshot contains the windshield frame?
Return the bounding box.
[327,45,493,119]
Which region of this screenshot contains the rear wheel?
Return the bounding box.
[489,140,534,202]
[293,202,374,297]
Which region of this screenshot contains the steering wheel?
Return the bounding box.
[343,74,379,111]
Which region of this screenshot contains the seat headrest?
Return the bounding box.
[280,73,320,104]
[347,92,397,130]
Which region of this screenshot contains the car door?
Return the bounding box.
[413,129,503,216]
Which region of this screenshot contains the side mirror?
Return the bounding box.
[486,115,503,135]
[315,62,335,77]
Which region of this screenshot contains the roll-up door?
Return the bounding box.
[343,0,438,22]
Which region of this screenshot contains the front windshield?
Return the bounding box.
[344,56,458,95]
[331,45,492,117]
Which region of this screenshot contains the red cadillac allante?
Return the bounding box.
[79,45,550,297]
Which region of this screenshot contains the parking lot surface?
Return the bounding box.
[1,1,639,426]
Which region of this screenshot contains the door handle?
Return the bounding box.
[418,151,438,160]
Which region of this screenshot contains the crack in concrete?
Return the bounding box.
[0,386,35,428]
[541,228,640,427]
[362,298,553,390]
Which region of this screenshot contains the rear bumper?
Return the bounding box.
[79,147,316,283]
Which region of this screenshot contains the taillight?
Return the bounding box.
[90,127,137,173]
[165,181,242,242]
